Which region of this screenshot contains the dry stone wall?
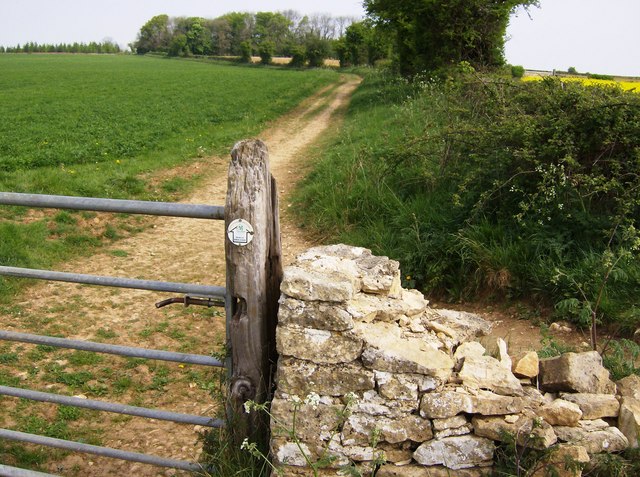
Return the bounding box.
[270,245,640,476]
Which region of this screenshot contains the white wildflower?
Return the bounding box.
[304,392,321,409]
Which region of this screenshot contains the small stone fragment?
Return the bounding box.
[513,351,540,379]
[540,399,583,427]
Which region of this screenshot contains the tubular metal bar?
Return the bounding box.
[0,464,59,477]
[0,330,223,367]
[0,386,223,428]
[0,192,224,220]
[0,429,204,472]
[0,266,225,299]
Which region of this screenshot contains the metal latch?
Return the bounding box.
[155,295,224,309]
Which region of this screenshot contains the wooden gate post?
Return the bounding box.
[225,139,282,446]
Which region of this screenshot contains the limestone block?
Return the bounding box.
[374,371,438,401]
[618,397,640,448]
[352,390,418,418]
[531,444,590,477]
[278,296,355,331]
[559,393,620,420]
[271,437,350,469]
[357,255,401,296]
[472,414,557,449]
[420,390,473,418]
[617,375,640,400]
[521,386,548,409]
[427,309,494,342]
[343,413,433,446]
[540,399,583,427]
[273,467,345,477]
[413,435,495,470]
[349,291,429,324]
[270,396,344,442]
[377,442,413,464]
[281,266,357,302]
[432,415,470,432]
[435,422,474,439]
[276,357,375,396]
[296,244,401,297]
[539,352,616,394]
[554,425,629,453]
[420,389,524,419]
[454,342,486,362]
[458,355,524,396]
[276,325,363,364]
[377,465,489,477]
[513,351,540,379]
[357,321,454,381]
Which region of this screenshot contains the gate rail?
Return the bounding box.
[0,140,281,475]
[0,192,226,475]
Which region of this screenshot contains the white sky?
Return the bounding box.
[1,0,638,77]
[506,0,640,77]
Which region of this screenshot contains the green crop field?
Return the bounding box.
[0,54,338,297]
[0,54,337,197]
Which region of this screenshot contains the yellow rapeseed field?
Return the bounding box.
[523,74,640,93]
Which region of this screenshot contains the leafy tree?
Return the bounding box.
[288,45,306,67]
[219,12,255,56]
[239,40,253,63]
[254,12,292,55]
[305,35,331,68]
[185,18,212,55]
[258,40,275,64]
[168,33,189,57]
[134,14,171,54]
[364,0,538,76]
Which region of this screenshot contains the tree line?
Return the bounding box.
[131,11,392,68]
[2,2,540,75]
[0,41,121,54]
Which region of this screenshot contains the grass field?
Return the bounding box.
[0,54,337,197]
[0,54,338,297]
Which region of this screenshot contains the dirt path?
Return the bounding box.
[0,75,361,476]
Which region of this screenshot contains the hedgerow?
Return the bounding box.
[295,69,640,332]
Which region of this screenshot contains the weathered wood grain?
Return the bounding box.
[225,139,282,445]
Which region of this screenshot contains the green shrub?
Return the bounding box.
[239,41,252,63]
[258,41,275,65]
[510,65,525,78]
[288,45,306,67]
[588,73,614,80]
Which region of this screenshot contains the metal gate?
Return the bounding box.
[0,139,282,476]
